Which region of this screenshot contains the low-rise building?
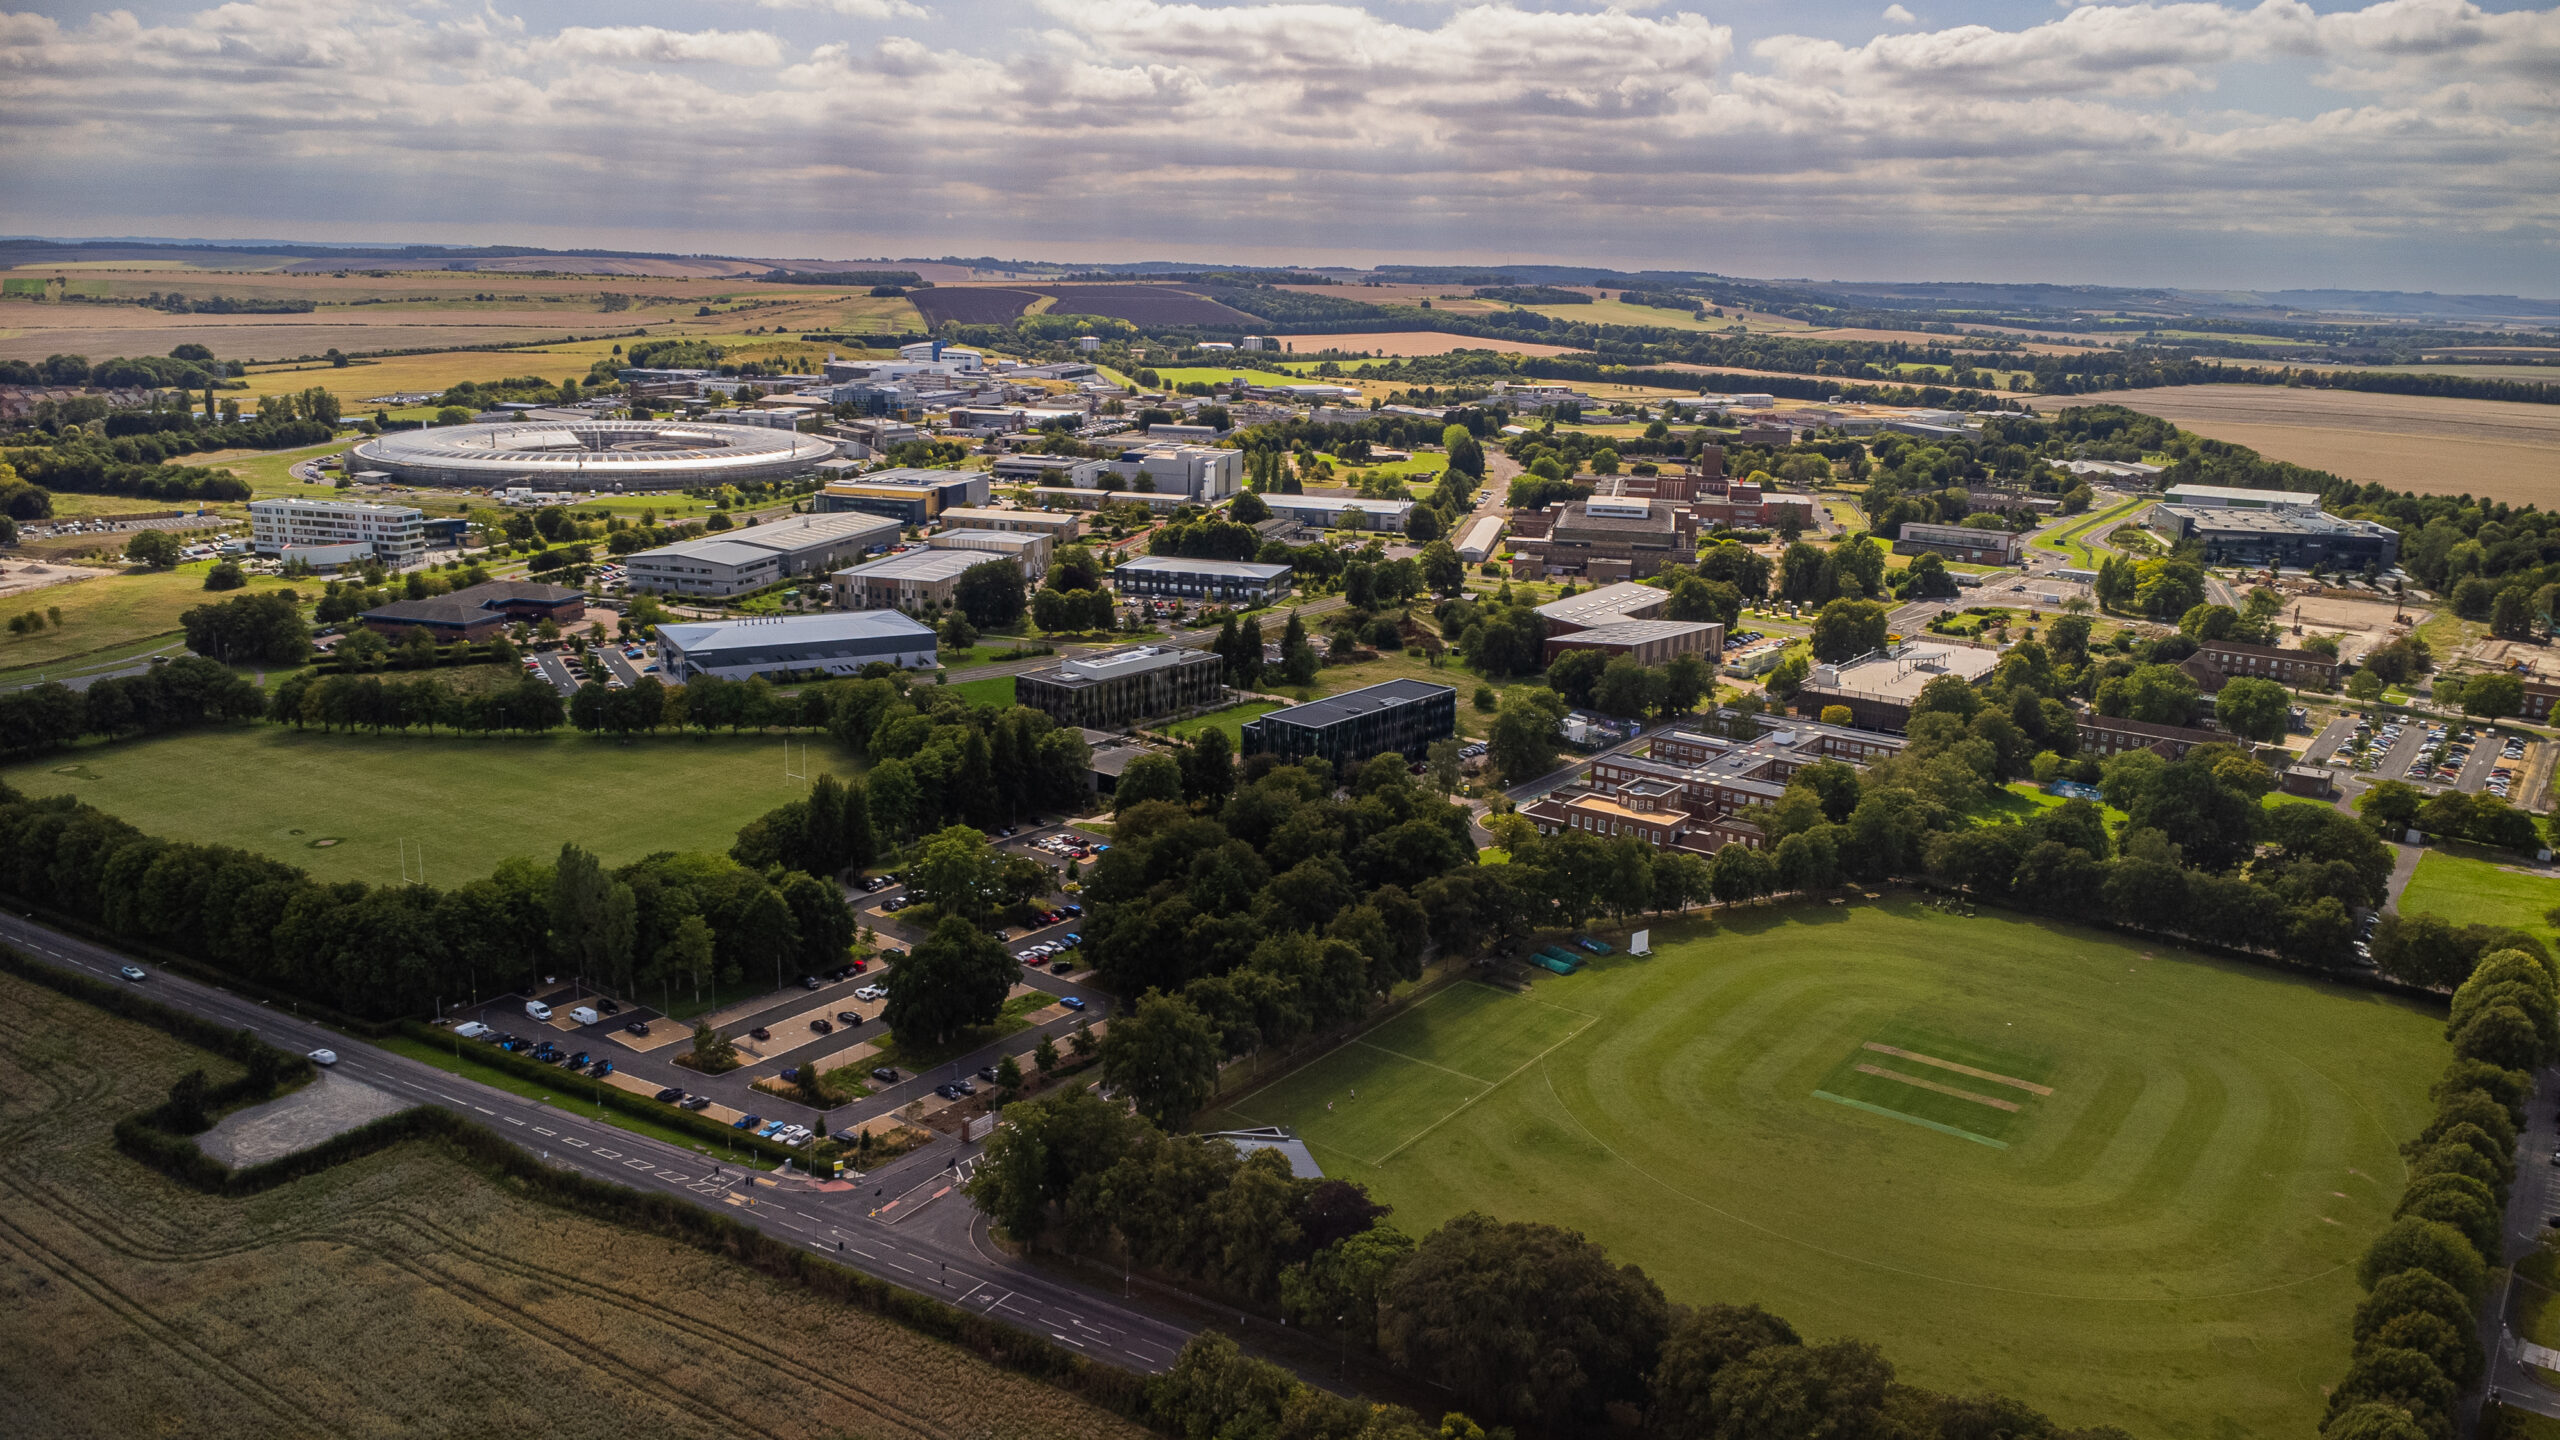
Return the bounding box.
[1241,679,1457,770]
[625,513,900,597]
[1016,645,1226,731]
[1257,493,1416,533]
[1535,581,1670,633]
[1102,444,1243,501]
[1792,642,2002,732]
[2076,711,2232,760]
[1453,514,1506,564]
[1894,522,2026,565]
[360,580,585,642]
[1507,497,1698,581]
[656,611,937,681]
[2191,639,2345,691]
[831,548,991,612]
[1543,619,1723,668]
[1113,555,1295,605]
[933,506,1082,541]
[248,497,427,569]
[813,468,990,525]
[927,527,1051,578]
[990,454,1104,488]
[1521,716,1905,858]
[2145,494,2400,569]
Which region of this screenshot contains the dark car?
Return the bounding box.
[954,1078,977,1096]
[837,1011,861,1026]
[588,1059,615,1078]
[598,999,621,1015]
[811,1018,832,1034]
[1063,903,1083,916]
[933,1083,960,1100]
[826,966,852,982]
[803,976,823,991]
[977,1064,1002,1083]
[734,1114,762,1130]
[565,1051,590,1069]
[624,1020,651,1036]
[871,1065,900,1084]
[749,1026,770,1040]
[654,1086,685,1103]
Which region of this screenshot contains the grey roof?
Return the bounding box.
[1536,582,1667,627]
[658,610,934,658]
[364,580,582,626]
[835,549,988,582]
[1115,555,1295,580]
[1549,619,1716,647]
[1201,1127,1324,1178]
[1260,678,1454,729]
[632,511,899,566]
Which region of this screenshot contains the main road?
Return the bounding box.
[0,912,1201,1377]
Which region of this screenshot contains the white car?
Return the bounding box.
[854,985,886,1002]
[119,965,146,982]
[309,1048,339,1066]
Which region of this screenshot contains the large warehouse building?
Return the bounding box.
[655,611,937,681]
[2145,487,2400,569]
[349,421,836,492]
[624,513,899,597]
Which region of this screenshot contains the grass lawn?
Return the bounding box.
[1162,700,1282,745]
[1203,899,2443,1440]
[870,990,1054,1073]
[201,438,360,497]
[946,675,1016,708]
[2031,497,2148,569]
[1277,649,1491,735]
[0,563,309,683]
[1148,365,1293,389]
[378,1033,778,1167]
[2398,849,2560,952]
[4,726,860,885]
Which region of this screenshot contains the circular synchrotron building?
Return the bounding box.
[348,421,838,492]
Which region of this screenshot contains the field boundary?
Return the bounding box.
[1812,1090,2008,1148]
[1369,1005,1597,1166]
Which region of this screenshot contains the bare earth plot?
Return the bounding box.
[2028,385,2560,506]
[1268,330,1591,358]
[0,971,1147,1440]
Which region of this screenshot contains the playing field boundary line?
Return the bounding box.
[1370,1012,1599,1167]
[1861,1043,2052,1095]
[1814,1090,2009,1147]
[1352,1038,1503,1088]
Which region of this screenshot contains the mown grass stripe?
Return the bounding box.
[1813,1090,2010,1149]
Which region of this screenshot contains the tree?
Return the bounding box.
[2355,1217,2486,1298]
[1547,647,1607,708]
[1902,550,1957,599]
[1648,1302,1802,1438]
[1114,752,1184,813]
[1101,989,1222,1130]
[1419,540,1464,595]
[938,609,978,650]
[1489,687,1567,784]
[180,591,309,665]
[1705,1340,1895,1440]
[1405,506,1442,543]
[910,823,1005,925]
[1034,1032,1060,1075]
[884,915,1017,1045]
[124,528,181,568]
[2213,676,2291,745]
[202,560,245,591]
[952,559,1026,629]
[2462,672,2522,720]
[1808,599,1888,663]
[688,1019,737,1073]
[1443,424,1485,480]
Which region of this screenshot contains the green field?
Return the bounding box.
[3,726,860,884]
[947,675,1016,708]
[2031,496,2149,568]
[1148,365,1293,389]
[0,564,308,683]
[2399,850,2560,952]
[1204,900,2442,1439]
[1163,700,1282,744]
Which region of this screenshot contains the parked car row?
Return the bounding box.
[650,1085,713,1111]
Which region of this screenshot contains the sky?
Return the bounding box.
[2,0,2556,295]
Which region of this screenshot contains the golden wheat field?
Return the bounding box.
[0,972,1147,1440]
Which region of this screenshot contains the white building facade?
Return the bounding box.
[248,497,428,568]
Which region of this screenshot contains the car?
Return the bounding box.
[826,966,853,982]
[681,1095,711,1111]
[933,1083,960,1100]
[759,1121,786,1138]
[849,958,869,973]
[598,999,621,1015]
[837,1011,862,1025]
[654,1085,685,1103]
[1063,903,1083,917]
[119,965,146,982]
[1060,996,1087,1011]
[954,1078,976,1095]
[1062,933,1081,946]
[749,1026,770,1040]
[309,1048,338,1066]
[589,1059,615,1078]
[803,975,824,990]
[977,1064,1002,1083]
[735,1114,763,1130]
[811,1018,833,1034]
[871,1065,901,1083]
[566,1051,590,1069]
[624,1020,651,1036]
[855,985,886,1001]
[1025,954,1048,968]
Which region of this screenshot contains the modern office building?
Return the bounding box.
[1256,493,1416,532]
[1101,444,1243,501]
[990,454,1105,488]
[248,497,428,568]
[1521,716,1905,857]
[2145,490,2400,569]
[1114,555,1295,604]
[655,611,937,681]
[1893,522,2026,565]
[359,580,585,642]
[1543,619,1723,668]
[1015,645,1226,731]
[1791,642,2001,731]
[831,548,994,612]
[934,506,1082,541]
[926,527,1051,577]
[812,468,990,525]
[1534,581,1670,633]
[623,513,900,597]
[1241,679,1457,770]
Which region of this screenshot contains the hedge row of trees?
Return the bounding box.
[2315,949,2559,1440]
[975,1086,2135,1439]
[0,655,265,758]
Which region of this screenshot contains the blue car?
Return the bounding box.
[734,1114,762,1130]
[1062,933,1081,946]
[1060,996,1087,1011]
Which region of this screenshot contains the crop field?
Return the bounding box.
[0,563,305,682]
[0,970,1147,1440]
[1203,900,2444,1439]
[1525,297,1726,332]
[1259,330,1592,358]
[2027,385,2560,507]
[2,726,861,885]
[909,287,1043,327]
[2398,850,2560,953]
[1027,284,1260,328]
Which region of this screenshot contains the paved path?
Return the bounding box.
[2481,1067,2560,1424]
[0,913,1216,1378]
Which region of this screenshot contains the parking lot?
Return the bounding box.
[2319,711,2536,800]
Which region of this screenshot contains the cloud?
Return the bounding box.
[0,0,2551,290]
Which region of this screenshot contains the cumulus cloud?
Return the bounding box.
[0,0,2551,289]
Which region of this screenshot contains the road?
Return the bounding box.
[0,911,1196,1376]
[2481,1067,2560,1425]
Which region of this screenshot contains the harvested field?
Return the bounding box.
[1267,330,1589,358]
[2027,385,2560,506]
[1798,326,2099,356]
[908,287,1043,327]
[1027,284,1260,327]
[0,970,1150,1440]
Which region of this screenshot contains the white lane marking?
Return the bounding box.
[594,1149,621,1159]
[563,1138,587,1148]
[1052,1333,1086,1348]
[884,1260,913,1273]
[505,1117,525,1126]
[534,1127,557,1137]
[474,1106,495,1115]
[624,1159,652,1170]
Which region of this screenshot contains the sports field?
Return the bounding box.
[2,726,859,885]
[2399,850,2560,953]
[1204,900,2444,1439]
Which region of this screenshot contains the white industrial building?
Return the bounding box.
[656,612,937,681]
[624,512,900,597]
[927,527,1051,578]
[1101,444,1243,501]
[934,506,1082,541]
[1259,493,1416,531]
[1452,513,1506,564]
[248,497,427,569]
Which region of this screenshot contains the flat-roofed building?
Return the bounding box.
[625,512,900,597]
[2145,497,2399,569]
[2162,484,2324,512]
[812,468,989,525]
[1016,644,1226,731]
[926,527,1051,578]
[361,580,585,642]
[655,611,936,681]
[831,548,993,612]
[1893,522,2025,565]
[935,506,1082,541]
[1258,493,1417,532]
[1792,642,2001,732]
[1103,444,1242,501]
[249,497,427,569]
[1521,715,1904,858]
[1535,581,1669,633]
[1543,619,1723,668]
[2192,638,2346,691]
[1242,679,1457,770]
[1114,555,1295,605]
[1508,497,1697,580]
[991,454,1104,488]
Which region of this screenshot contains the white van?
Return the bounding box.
[570,1006,600,1026]
[452,1021,492,1040]
[525,1000,553,1022]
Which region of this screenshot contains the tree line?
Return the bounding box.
[973,1084,2136,1440]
